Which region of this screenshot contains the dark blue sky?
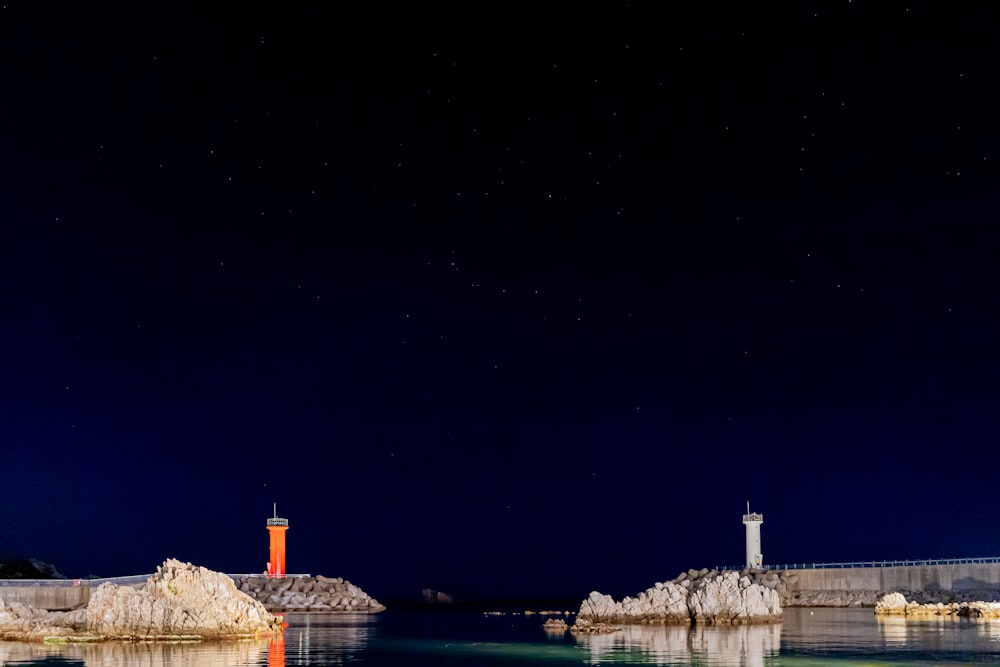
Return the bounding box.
[1,2,999,600]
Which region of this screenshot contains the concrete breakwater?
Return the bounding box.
[782,561,1000,594]
[0,585,91,611]
[734,561,1000,608]
[0,573,384,613]
[232,575,384,613]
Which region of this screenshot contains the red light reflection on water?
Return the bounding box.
[268,636,285,667]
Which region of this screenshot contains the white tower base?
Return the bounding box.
[742,506,763,568]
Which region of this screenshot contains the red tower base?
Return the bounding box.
[267,525,288,578]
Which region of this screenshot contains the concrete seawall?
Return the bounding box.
[787,562,1000,593]
[0,584,90,610]
[0,575,148,610]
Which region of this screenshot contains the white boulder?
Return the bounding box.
[574,570,781,627]
[688,572,782,624]
[86,558,282,638]
[874,592,909,615]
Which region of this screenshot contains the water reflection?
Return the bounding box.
[874,612,1000,650]
[281,611,375,665]
[268,636,285,667]
[776,607,1000,662]
[877,615,909,645]
[976,620,1000,642]
[689,624,781,666]
[574,623,781,665]
[15,607,1000,666]
[0,612,377,667]
[0,637,270,666]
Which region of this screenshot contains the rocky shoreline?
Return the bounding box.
[570,569,782,633]
[0,559,282,642]
[0,559,390,642]
[875,592,1000,618]
[232,574,384,613]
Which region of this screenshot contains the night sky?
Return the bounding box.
[2,3,1000,601]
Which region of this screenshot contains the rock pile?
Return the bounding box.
[543,618,568,632]
[87,559,283,638]
[688,571,781,624]
[708,568,798,604]
[571,569,781,632]
[0,559,283,641]
[232,574,385,613]
[0,597,86,640]
[875,592,1000,618]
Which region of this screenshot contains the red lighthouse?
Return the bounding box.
[266,503,289,578]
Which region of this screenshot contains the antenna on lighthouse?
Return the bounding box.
[273,502,277,518]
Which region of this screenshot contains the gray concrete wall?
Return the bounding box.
[0,585,90,610]
[0,575,148,610]
[787,563,1000,592]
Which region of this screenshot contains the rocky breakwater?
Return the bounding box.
[0,558,283,641]
[232,575,385,613]
[875,592,1000,619]
[571,568,781,634]
[709,567,803,605]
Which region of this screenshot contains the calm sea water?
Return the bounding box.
[5,605,1000,665]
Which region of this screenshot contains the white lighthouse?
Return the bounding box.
[742,501,764,568]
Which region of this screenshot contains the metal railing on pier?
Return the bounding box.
[715,556,1000,571]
